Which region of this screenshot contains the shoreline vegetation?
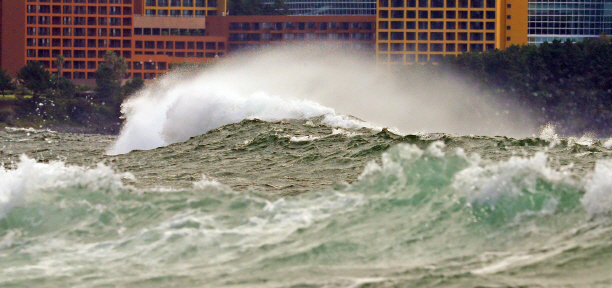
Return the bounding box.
[2,38,612,137]
[0,51,142,135]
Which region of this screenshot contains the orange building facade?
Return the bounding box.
[130,15,226,79]
[375,0,527,67]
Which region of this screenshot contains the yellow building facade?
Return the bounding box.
[376,0,527,66]
[143,0,226,17]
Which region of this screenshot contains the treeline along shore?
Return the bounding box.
[437,37,612,137]
[2,38,612,136]
[0,51,143,134]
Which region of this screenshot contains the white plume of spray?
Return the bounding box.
[109,44,536,155]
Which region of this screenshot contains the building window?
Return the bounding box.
[471,0,483,8]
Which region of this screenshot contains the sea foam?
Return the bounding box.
[0,155,132,219]
[582,160,612,216]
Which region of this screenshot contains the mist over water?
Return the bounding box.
[110,44,536,154]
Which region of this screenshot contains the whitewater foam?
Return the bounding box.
[0,155,132,219]
[452,152,569,206]
[582,160,612,217]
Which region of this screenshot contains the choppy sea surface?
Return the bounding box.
[1,118,612,288]
[2,47,612,287]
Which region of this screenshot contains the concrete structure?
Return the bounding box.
[375,0,527,67]
[528,0,612,45]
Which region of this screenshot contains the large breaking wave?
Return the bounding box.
[109,45,535,155]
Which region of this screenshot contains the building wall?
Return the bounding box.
[23,0,134,80]
[501,0,528,47]
[134,14,206,28]
[206,15,376,53]
[131,34,226,79]
[262,0,377,16]
[375,0,528,67]
[142,0,227,17]
[1,0,26,76]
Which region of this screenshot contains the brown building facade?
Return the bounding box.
[206,15,376,53]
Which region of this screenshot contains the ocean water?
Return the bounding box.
[1,47,611,287]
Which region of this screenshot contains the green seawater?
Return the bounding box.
[0,119,611,287]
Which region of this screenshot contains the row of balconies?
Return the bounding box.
[228,22,375,31]
[378,20,496,30]
[144,0,209,8]
[134,40,225,49]
[134,51,222,59]
[27,27,132,37]
[378,9,497,19]
[27,49,132,59]
[378,31,495,40]
[378,0,497,10]
[31,0,132,4]
[378,42,495,52]
[28,38,132,48]
[27,17,132,26]
[27,4,130,14]
[227,32,375,42]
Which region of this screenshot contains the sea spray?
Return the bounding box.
[110,45,536,154]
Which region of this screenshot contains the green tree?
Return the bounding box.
[102,51,128,82]
[95,65,120,98]
[122,76,145,98]
[0,68,16,97]
[17,61,51,99]
[51,73,76,98]
[95,51,127,98]
[54,55,65,93]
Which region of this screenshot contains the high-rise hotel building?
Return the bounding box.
[375,0,527,67]
[1,0,533,82]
